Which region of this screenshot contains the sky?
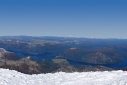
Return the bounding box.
[0,0,127,38]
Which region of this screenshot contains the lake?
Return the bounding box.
[13,51,55,60]
[14,51,127,68]
[110,56,127,68]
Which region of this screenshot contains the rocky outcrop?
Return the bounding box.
[0,48,8,58]
[52,59,70,66]
[54,66,79,72]
[53,65,113,73]
[2,57,43,74]
[0,48,43,74]
[82,65,113,71]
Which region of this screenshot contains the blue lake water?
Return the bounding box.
[68,56,127,68]
[14,51,127,68]
[13,51,55,60]
[110,56,127,68]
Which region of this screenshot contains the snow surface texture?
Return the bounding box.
[0,68,127,85]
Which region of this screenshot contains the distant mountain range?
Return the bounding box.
[0,36,127,74]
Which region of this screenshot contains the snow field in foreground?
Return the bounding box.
[0,68,127,85]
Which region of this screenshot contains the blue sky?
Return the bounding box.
[0,0,127,38]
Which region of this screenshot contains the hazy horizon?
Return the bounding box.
[0,0,127,38]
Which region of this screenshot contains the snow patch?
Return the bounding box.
[0,68,127,85]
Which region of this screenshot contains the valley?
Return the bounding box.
[0,36,127,74]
